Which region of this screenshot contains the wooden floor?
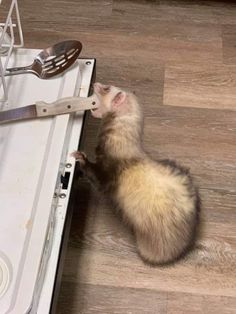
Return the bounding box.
[5,0,236,313]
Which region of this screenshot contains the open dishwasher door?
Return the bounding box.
[0,48,95,314]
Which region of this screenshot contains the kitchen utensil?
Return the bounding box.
[0,94,99,124]
[4,40,82,78]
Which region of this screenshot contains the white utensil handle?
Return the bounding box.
[35,94,99,117]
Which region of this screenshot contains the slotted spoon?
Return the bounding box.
[4,40,82,79]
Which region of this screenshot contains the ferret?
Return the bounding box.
[72,82,200,265]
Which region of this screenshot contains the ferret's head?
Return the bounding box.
[91,82,139,119]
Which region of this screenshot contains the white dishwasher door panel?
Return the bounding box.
[0,48,95,314]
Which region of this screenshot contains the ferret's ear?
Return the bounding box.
[112,91,126,108]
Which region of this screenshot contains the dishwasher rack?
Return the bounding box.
[0,0,24,102]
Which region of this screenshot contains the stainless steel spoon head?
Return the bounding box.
[34,40,82,78]
[5,40,82,79]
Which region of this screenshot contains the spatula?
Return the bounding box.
[4,40,82,79]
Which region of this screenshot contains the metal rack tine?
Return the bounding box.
[0,0,24,102]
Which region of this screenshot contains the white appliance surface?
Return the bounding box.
[0,49,95,313]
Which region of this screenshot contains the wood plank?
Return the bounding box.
[57,282,167,314]
[158,2,215,22]
[61,245,236,298]
[0,0,113,42]
[160,0,236,25]
[15,0,222,65]
[200,188,236,224]
[114,1,217,24]
[112,1,220,37]
[19,0,113,20]
[20,27,222,66]
[212,4,236,25]
[163,63,236,110]
[143,106,236,191]
[222,25,236,65]
[167,292,236,314]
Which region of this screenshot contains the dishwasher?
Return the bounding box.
[0,1,95,312]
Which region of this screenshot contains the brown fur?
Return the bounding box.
[72,83,200,265]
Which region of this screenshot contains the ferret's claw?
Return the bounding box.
[71,151,87,167]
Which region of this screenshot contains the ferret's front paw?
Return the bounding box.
[71,151,87,167]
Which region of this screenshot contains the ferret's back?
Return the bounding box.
[115,159,196,229]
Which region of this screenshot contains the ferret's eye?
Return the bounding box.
[103,86,110,93]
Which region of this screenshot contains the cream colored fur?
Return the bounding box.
[102,93,144,160]
[89,83,198,264]
[115,159,196,263]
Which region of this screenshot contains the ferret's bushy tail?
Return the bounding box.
[136,227,194,265]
